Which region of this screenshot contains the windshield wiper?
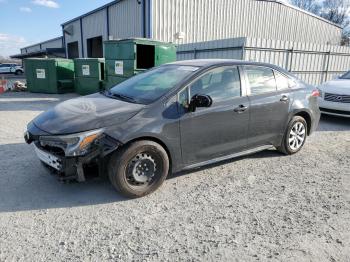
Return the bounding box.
[103,91,138,103]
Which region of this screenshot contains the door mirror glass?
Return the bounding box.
[189,94,213,112]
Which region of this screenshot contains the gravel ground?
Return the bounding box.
[0,92,349,261]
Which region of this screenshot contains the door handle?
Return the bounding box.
[280,95,289,102]
[234,105,248,113]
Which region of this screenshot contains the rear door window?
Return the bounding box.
[274,71,290,90]
[245,66,277,95]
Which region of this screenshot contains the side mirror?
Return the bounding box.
[189,94,213,112]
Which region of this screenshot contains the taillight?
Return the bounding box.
[311,89,321,97]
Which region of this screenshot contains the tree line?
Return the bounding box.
[291,0,350,45]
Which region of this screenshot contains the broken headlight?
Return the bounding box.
[39,129,104,157]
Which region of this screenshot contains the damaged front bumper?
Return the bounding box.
[25,124,120,182]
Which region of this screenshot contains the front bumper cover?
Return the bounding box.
[26,127,120,182]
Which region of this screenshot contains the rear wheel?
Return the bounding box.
[278,116,307,155]
[108,140,169,198]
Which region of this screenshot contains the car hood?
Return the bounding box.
[319,79,350,95]
[33,93,145,135]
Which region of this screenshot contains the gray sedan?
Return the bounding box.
[25,59,321,198]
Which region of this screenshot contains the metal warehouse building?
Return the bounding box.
[11,37,65,59]
[61,0,342,59]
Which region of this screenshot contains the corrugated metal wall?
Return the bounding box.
[21,37,63,54]
[23,45,41,54]
[41,38,63,49]
[177,38,245,60]
[177,37,350,85]
[62,0,143,58]
[64,20,83,57]
[82,9,107,57]
[152,0,342,45]
[108,0,143,39]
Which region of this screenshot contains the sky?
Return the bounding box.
[0,0,112,57]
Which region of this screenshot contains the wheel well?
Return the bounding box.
[294,111,312,135]
[123,136,172,170]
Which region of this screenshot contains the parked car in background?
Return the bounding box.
[318,71,350,117]
[24,59,321,198]
[0,63,24,75]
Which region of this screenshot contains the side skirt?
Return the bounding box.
[182,145,275,171]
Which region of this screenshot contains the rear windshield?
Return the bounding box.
[109,65,199,104]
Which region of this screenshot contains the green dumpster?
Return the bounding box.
[24,58,75,94]
[74,58,105,95]
[104,38,176,89]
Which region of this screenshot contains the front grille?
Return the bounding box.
[320,107,350,116]
[35,141,65,156]
[324,93,350,103]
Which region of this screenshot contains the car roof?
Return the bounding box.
[169,59,292,77]
[170,58,271,67]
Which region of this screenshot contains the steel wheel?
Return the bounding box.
[108,140,169,198]
[289,122,306,151]
[126,152,159,186]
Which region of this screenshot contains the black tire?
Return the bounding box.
[108,140,169,198]
[15,70,23,75]
[278,116,307,155]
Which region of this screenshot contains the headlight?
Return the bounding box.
[316,87,323,98]
[39,129,104,156]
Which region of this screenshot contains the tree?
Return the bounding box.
[291,0,350,27]
[290,0,321,15]
[320,0,350,27]
[291,0,350,45]
[320,0,350,45]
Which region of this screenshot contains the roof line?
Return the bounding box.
[60,0,343,29]
[21,36,63,50]
[61,0,123,26]
[258,0,342,29]
[11,48,66,59]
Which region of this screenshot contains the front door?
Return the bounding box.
[179,66,249,165]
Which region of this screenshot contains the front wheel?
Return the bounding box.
[278,116,307,155]
[108,140,169,198]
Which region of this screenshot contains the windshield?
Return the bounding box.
[340,71,350,79]
[108,65,199,104]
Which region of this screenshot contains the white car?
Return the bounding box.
[318,72,350,118]
[0,63,24,75]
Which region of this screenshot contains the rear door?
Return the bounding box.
[242,66,292,148]
[179,66,250,165]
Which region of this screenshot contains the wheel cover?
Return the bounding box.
[126,153,157,185]
[289,122,306,151]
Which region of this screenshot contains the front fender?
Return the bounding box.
[103,112,182,173]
